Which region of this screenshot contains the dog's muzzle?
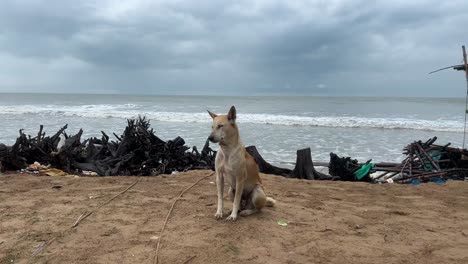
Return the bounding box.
[208,135,217,143]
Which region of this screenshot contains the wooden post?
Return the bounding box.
[245,146,292,176]
[289,148,333,180]
[462,46,468,149]
[463,46,468,80]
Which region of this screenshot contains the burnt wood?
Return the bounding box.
[245,146,291,176]
[289,148,335,180]
[0,117,216,176]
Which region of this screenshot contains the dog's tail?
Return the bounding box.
[265,197,276,207]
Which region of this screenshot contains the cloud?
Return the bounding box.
[0,0,467,96]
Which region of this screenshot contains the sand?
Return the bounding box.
[1,170,468,264]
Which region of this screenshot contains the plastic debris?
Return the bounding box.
[429,178,446,184]
[43,168,66,176]
[277,221,288,227]
[27,161,48,171]
[82,170,98,176]
[354,163,375,180]
[21,162,66,176]
[409,179,421,185]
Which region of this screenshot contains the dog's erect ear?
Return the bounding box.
[227,106,236,121]
[207,110,217,119]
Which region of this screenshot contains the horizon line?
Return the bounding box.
[0,91,463,99]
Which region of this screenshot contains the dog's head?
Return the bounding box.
[207,106,237,145]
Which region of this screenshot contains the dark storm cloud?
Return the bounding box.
[0,0,467,96]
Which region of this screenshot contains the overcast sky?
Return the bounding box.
[0,0,467,97]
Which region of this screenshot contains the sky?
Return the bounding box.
[0,0,467,97]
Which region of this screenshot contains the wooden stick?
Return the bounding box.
[372,167,424,174]
[153,172,214,264]
[288,221,314,226]
[37,125,44,143]
[463,45,468,149]
[413,149,427,171]
[72,179,139,228]
[29,179,140,260]
[182,255,197,264]
[373,171,390,180]
[31,237,56,257]
[72,212,86,227]
[409,148,413,177]
[386,172,400,179]
[416,142,440,171]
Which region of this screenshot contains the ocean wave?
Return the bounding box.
[0,104,462,132]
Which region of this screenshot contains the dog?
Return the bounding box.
[207,106,275,221]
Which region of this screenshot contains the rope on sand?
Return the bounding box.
[153,172,214,264]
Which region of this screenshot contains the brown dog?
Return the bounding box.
[208,106,275,221]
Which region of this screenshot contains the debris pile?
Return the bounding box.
[328,153,373,182]
[0,117,216,176]
[372,137,468,183]
[248,137,468,184]
[1,118,467,184]
[21,161,67,176]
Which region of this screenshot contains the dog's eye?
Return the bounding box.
[217,124,224,129]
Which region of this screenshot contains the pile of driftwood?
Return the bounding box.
[247,146,374,181]
[372,137,468,183]
[247,137,468,183]
[0,117,216,176]
[1,118,467,184]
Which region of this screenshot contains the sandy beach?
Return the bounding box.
[1,170,467,264]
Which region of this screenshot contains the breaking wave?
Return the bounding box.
[0,104,462,133]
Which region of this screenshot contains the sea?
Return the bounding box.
[0,93,465,167]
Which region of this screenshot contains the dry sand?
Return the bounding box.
[1,170,468,264]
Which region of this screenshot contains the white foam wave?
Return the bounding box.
[0,105,462,132]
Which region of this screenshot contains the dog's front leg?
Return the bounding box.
[226,178,244,222]
[215,172,224,220]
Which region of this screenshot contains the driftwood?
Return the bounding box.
[372,137,468,183]
[3,118,467,184]
[245,146,291,176]
[327,137,468,183]
[246,146,337,180]
[289,148,336,180]
[0,117,215,176]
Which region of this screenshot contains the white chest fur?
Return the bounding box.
[216,145,244,187]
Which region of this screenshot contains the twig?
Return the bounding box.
[72,179,139,228]
[288,221,314,226]
[398,157,410,177]
[31,237,57,257]
[153,172,214,264]
[30,179,140,260]
[182,255,197,264]
[72,212,86,227]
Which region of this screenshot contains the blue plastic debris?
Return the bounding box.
[429,178,446,184]
[409,179,421,185]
